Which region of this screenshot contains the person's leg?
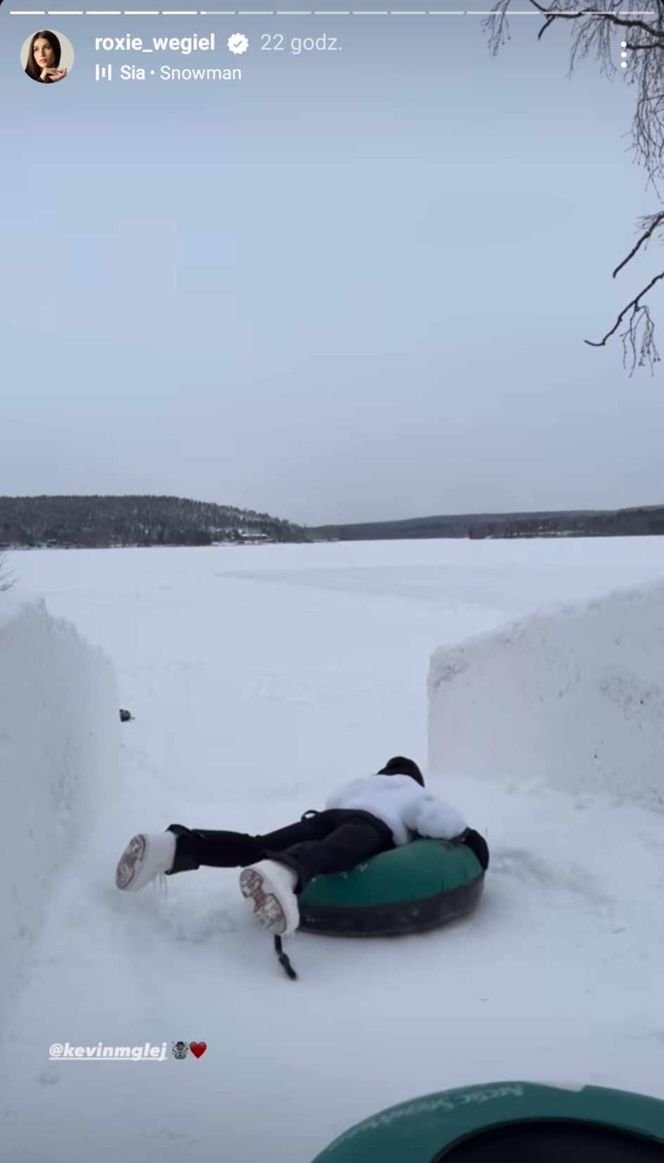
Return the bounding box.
[116,809,393,897]
[116,815,328,894]
[164,813,331,874]
[239,810,394,935]
[264,813,393,891]
[164,826,260,873]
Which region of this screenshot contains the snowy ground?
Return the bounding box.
[1,537,664,1162]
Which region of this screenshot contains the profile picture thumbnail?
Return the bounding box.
[21,29,75,84]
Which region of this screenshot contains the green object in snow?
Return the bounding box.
[309,1081,664,1162]
[298,838,484,937]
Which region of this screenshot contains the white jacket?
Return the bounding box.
[325,774,467,847]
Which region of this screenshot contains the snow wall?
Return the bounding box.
[428,580,664,813]
[0,597,119,1034]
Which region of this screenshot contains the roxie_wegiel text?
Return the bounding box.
[95,34,216,54]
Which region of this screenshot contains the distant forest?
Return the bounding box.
[311,505,664,542]
[0,495,309,549]
[4,495,664,552]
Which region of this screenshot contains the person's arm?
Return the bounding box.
[403,791,467,840]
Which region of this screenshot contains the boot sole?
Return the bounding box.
[115,834,147,890]
[239,868,290,935]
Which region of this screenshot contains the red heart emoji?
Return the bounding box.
[189,1042,207,1059]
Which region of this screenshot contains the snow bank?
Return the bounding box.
[0,597,119,1033]
[428,580,664,812]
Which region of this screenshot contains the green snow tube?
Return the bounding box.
[297,838,484,937]
[310,1081,664,1162]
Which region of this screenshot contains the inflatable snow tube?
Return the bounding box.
[310,1081,664,1162]
[297,838,484,937]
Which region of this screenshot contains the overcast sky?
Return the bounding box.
[1,10,661,525]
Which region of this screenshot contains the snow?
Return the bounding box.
[0,537,663,1161]
[0,597,119,1035]
[429,581,664,811]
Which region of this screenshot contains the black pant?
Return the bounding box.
[166,809,395,892]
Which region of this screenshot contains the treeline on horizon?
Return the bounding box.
[4,495,664,551]
[0,495,309,549]
[311,504,664,542]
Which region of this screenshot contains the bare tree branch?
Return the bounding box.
[527,0,664,42]
[612,211,664,277]
[487,0,664,373]
[584,271,664,372]
[537,15,558,39]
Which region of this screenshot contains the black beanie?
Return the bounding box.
[377,756,425,787]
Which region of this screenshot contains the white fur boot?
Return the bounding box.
[115,832,177,892]
[239,859,300,936]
